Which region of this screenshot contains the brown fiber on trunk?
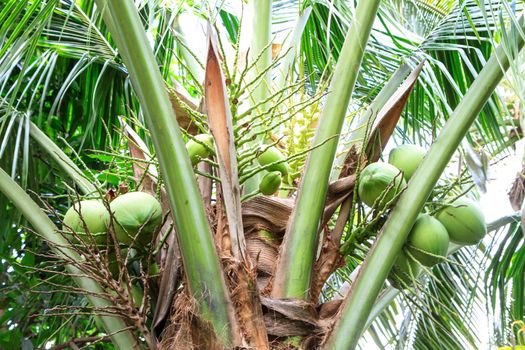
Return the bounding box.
[309,233,345,304]
[226,259,270,349]
[158,291,224,350]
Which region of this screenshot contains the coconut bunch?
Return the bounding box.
[186,134,290,196]
[256,146,290,195]
[59,190,163,338]
[62,191,162,249]
[356,144,487,289]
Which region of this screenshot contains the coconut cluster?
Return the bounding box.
[257,146,289,196]
[185,134,288,196]
[356,144,487,289]
[62,191,162,249]
[390,197,486,289]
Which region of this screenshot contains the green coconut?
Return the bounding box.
[108,282,143,308]
[107,248,131,277]
[259,171,282,195]
[406,214,449,266]
[388,250,421,289]
[130,284,144,308]
[388,144,426,181]
[435,198,486,245]
[186,134,214,165]
[357,162,407,209]
[63,200,109,245]
[110,192,162,247]
[257,146,289,175]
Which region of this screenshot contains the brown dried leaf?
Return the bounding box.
[197,162,213,209]
[119,117,158,193]
[260,297,318,324]
[167,83,200,135]
[318,299,343,320]
[338,145,361,179]
[246,237,279,275]
[309,234,344,303]
[509,166,525,211]
[241,191,356,240]
[260,297,323,337]
[327,175,357,196]
[242,196,294,234]
[153,240,181,337]
[215,188,232,254]
[365,61,425,162]
[263,313,318,337]
[204,23,246,259]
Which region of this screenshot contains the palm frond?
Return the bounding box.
[486,219,525,346]
[301,0,521,156]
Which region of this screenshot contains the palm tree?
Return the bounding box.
[1,0,524,349]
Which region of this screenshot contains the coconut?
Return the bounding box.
[259,171,282,195]
[108,282,143,308]
[257,146,289,175]
[357,162,407,209]
[130,284,144,308]
[186,134,214,165]
[406,214,449,266]
[435,198,486,245]
[107,248,131,277]
[63,200,109,245]
[388,144,426,181]
[110,192,162,246]
[388,250,421,289]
